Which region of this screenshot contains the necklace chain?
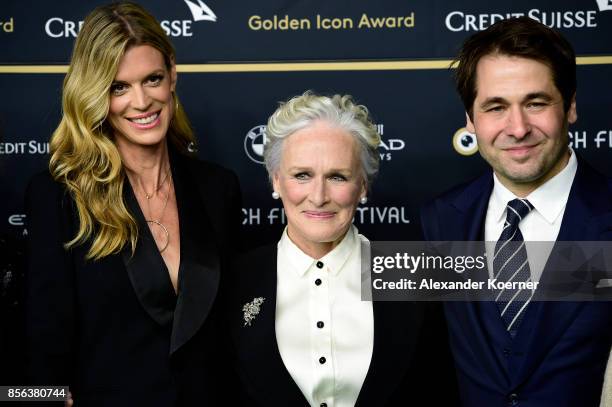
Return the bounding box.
[141,170,172,253]
[144,167,171,200]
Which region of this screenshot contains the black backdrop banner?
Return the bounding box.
[1,0,611,248]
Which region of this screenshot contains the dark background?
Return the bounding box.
[1,0,611,383]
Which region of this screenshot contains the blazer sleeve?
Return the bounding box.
[193,161,244,254]
[24,172,76,386]
[420,200,441,242]
[221,167,244,253]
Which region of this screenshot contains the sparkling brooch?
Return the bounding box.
[243,297,265,327]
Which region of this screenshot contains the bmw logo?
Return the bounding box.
[244,125,267,164]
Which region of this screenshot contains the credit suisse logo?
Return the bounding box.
[45,0,217,38]
[445,0,612,32]
[597,0,612,12]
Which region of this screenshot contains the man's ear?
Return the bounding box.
[567,93,577,124]
[465,112,475,133]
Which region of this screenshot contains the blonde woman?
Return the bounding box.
[25,2,240,405]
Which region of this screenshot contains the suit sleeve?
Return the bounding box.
[24,173,76,386]
[420,201,441,242]
[418,203,460,403]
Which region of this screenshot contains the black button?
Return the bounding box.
[319,357,326,364]
[315,278,322,286]
[508,393,519,406]
[503,348,510,357]
[317,321,324,329]
[316,261,324,269]
[320,404,327,407]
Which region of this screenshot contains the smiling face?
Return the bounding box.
[108,45,176,152]
[273,121,366,258]
[467,54,577,196]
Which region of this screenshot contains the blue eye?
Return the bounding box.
[294,172,310,180]
[329,174,347,182]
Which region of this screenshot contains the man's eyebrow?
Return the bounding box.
[479,97,507,108]
[523,92,554,102]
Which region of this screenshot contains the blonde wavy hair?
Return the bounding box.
[50,2,195,260]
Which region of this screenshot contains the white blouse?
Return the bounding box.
[275,225,374,407]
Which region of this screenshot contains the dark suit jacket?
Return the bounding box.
[226,244,459,406]
[25,150,242,406]
[420,160,612,407]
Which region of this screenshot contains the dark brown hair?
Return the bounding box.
[455,17,576,120]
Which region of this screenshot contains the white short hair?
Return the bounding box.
[264,91,381,189]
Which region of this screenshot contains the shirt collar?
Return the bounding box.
[491,148,577,224]
[277,225,358,277]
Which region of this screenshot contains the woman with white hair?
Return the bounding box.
[227,92,458,406]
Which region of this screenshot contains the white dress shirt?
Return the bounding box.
[275,225,374,407]
[485,149,578,281]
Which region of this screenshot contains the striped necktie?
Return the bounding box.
[494,198,534,338]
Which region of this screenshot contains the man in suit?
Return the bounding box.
[420,17,612,406]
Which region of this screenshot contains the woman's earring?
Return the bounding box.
[187,141,198,153]
[272,191,280,200]
[360,196,368,205]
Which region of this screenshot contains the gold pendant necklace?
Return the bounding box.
[143,173,172,253]
[144,167,171,200]
[146,219,170,252]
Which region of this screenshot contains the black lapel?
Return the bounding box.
[356,301,422,406]
[511,158,611,387]
[229,245,309,406]
[169,152,221,354]
[121,179,176,328]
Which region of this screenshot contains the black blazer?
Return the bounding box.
[226,244,459,406]
[25,150,242,406]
